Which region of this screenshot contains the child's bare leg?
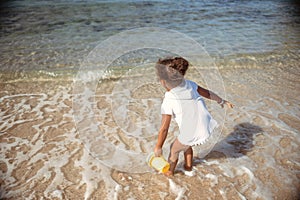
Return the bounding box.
[166,139,182,176]
[165,159,178,176]
[184,147,193,171]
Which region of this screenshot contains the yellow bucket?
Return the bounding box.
[147,153,170,173]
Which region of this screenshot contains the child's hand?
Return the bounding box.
[154,147,162,157]
[220,100,234,108]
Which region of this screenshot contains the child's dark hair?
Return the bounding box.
[155,57,189,88]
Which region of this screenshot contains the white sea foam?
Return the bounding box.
[205,173,218,186]
[1,57,300,199]
[50,189,63,199]
[168,179,186,200]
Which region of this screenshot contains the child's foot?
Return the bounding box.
[163,170,174,177]
[184,164,193,171]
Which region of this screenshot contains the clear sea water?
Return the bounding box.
[0,0,299,74]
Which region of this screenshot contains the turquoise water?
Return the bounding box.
[0,0,299,74]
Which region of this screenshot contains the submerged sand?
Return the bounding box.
[0,55,299,199]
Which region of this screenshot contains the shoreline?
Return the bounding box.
[1,61,299,199]
[0,49,299,84]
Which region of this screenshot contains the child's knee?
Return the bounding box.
[169,152,179,163]
[184,147,193,155]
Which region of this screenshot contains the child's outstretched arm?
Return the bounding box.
[197,85,234,108]
[154,114,172,157]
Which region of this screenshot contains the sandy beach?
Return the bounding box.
[1,51,299,199]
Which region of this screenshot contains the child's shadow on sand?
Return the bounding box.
[203,122,264,160]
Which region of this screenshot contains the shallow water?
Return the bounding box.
[1,0,300,199]
[1,53,299,199]
[1,0,299,73]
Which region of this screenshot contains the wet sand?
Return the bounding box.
[0,55,300,199]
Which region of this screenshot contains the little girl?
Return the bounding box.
[154,57,233,176]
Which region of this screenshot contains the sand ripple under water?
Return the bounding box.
[0,56,300,199]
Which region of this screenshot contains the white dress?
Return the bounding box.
[161,79,218,146]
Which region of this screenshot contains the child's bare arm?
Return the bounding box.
[197,85,222,102]
[197,85,234,108]
[154,114,172,156]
